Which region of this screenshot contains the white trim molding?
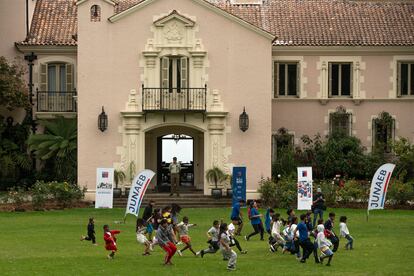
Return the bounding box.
[76,0,116,6]
[272,56,307,98]
[389,55,414,98]
[317,56,365,102]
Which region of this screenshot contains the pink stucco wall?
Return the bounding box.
[77,0,272,192]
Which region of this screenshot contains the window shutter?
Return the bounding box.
[180,57,188,89]
[161,57,169,88]
[39,63,47,91]
[296,63,300,97]
[328,63,332,97]
[397,62,401,97]
[66,64,73,92]
[274,62,278,98]
[350,63,353,97]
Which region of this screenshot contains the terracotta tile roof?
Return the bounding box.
[17,0,414,47]
[18,0,77,46]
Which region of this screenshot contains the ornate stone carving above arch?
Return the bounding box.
[139,10,208,89]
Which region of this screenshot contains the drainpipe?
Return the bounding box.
[26,0,29,38]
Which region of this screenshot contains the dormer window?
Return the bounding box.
[90,5,101,22]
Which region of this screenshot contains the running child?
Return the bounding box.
[156,218,177,265]
[269,214,285,252]
[265,208,275,235]
[339,216,354,250]
[136,218,153,256]
[197,220,220,257]
[176,216,197,256]
[141,200,155,240]
[324,212,339,252]
[81,217,97,245]
[219,223,237,271]
[103,224,121,259]
[316,224,334,266]
[245,201,264,241]
[230,199,245,236]
[227,219,247,255]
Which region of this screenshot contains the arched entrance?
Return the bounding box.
[145,125,204,192]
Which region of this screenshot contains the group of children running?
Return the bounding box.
[80,199,354,270]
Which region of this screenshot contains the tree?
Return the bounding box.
[0,56,29,110]
[206,167,227,188]
[28,117,77,183]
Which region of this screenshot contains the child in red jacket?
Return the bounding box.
[103,224,121,259]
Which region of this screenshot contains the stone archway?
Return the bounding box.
[144,125,204,191]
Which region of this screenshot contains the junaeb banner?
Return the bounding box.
[232,167,246,207]
[297,167,313,210]
[368,163,395,211]
[125,169,156,217]
[95,168,114,209]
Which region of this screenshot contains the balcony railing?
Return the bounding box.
[36,90,77,112]
[142,85,207,112]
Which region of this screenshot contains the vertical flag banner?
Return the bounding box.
[232,167,247,207]
[95,168,114,208]
[297,167,313,210]
[368,163,396,211]
[125,169,156,217]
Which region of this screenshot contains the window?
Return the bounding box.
[329,106,352,136]
[372,112,395,153]
[274,62,299,97]
[329,62,352,97]
[271,127,294,163]
[161,56,189,91]
[398,62,414,96]
[90,5,101,22]
[39,63,73,92]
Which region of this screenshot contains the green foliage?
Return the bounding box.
[316,180,337,206]
[0,56,29,110]
[257,178,277,207]
[7,186,26,208]
[48,181,86,208]
[272,146,297,179]
[205,167,227,188]
[28,117,77,183]
[393,137,414,182]
[0,116,32,190]
[337,180,369,204]
[30,181,51,209]
[258,176,297,209]
[387,180,414,205]
[126,161,136,183]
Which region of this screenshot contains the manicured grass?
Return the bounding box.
[1,207,413,275]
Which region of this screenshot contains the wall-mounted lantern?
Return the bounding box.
[239,107,249,132]
[98,106,108,132]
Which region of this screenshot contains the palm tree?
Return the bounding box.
[206,166,227,189]
[28,117,77,183]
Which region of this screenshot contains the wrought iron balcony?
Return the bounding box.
[142,85,207,112]
[36,90,77,112]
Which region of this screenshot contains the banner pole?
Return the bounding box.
[366,209,369,222]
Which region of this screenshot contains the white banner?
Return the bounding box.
[297,167,313,210]
[95,168,114,208]
[125,169,156,217]
[368,163,395,211]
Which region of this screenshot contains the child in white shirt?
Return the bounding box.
[317,224,333,266]
[269,214,285,252]
[227,220,247,255]
[339,216,354,250]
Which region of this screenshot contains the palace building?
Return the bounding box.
[1,0,413,200]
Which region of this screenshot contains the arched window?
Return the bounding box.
[90,5,101,22]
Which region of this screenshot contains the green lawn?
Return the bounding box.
[1,207,413,275]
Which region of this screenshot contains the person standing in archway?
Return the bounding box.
[169,157,181,196]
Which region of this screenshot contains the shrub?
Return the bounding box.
[387,180,414,205]
[7,186,26,208]
[258,178,277,207]
[337,180,368,204]
[30,181,51,209]
[49,182,86,208]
